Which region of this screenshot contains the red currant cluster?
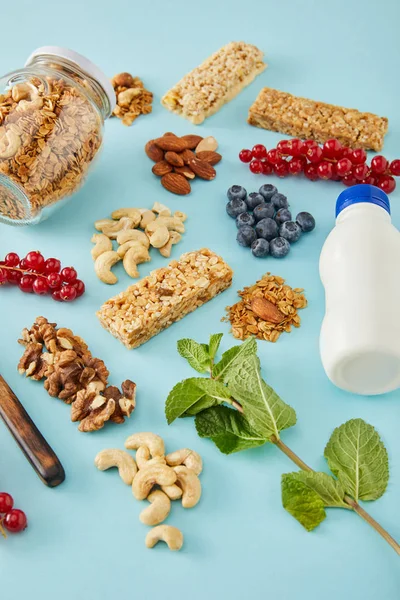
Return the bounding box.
[239,140,400,194]
[0,492,27,537]
[0,251,85,302]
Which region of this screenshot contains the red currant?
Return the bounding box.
[363,174,377,186]
[306,145,323,163]
[19,258,29,271]
[4,253,20,267]
[353,164,370,181]
[322,139,342,159]
[302,140,318,154]
[340,147,353,160]
[304,163,319,181]
[3,509,27,533]
[52,290,63,302]
[330,165,341,181]
[32,277,49,295]
[371,155,389,174]
[25,251,45,272]
[252,144,267,160]
[0,268,7,284]
[389,159,400,177]
[342,172,357,186]
[0,493,13,513]
[273,161,289,177]
[44,258,61,274]
[47,272,62,289]
[60,266,78,284]
[266,149,283,165]
[19,275,36,293]
[288,157,304,175]
[261,161,273,175]
[6,270,22,285]
[317,161,334,180]
[277,140,291,155]
[249,159,263,174]
[239,149,253,163]
[72,279,85,298]
[336,158,353,177]
[350,148,367,165]
[377,175,396,194]
[288,138,304,157]
[60,285,77,302]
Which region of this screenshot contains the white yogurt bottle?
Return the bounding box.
[320,184,400,395]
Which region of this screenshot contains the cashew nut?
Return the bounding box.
[136,446,166,469]
[145,525,183,551]
[174,210,187,223]
[117,240,145,258]
[116,229,150,248]
[140,210,156,228]
[16,95,43,113]
[161,484,183,500]
[152,202,171,217]
[111,208,141,227]
[100,217,135,239]
[94,449,137,485]
[174,466,202,508]
[166,449,203,475]
[123,243,150,278]
[132,463,177,500]
[140,490,171,526]
[146,217,185,235]
[125,432,165,457]
[148,224,170,249]
[91,233,113,260]
[12,83,35,102]
[94,251,121,284]
[94,218,114,231]
[159,231,182,258]
[0,128,21,159]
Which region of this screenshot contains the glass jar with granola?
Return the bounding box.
[0,47,115,225]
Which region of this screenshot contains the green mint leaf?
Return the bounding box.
[227,355,296,440]
[281,473,326,532]
[212,337,258,382]
[195,406,268,454]
[324,418,389,502]
[184,395,219,416]
[208,333,223,360]
[283,471,347,508]
[177,338,211,373]
[165,378,231,424]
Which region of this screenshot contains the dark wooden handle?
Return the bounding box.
[0,375,65,487]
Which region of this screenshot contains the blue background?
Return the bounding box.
[0,0,399,598]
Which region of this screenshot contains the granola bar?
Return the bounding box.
[248,87,388,151]
[97,249,233,349]
[161,42,266,125]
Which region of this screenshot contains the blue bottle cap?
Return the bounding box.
[336,184,390,217]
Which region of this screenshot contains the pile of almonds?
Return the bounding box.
[145,133,222,195]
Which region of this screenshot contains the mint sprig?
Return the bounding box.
[165,333,400,556]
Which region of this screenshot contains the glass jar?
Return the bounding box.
[0,46,115,225]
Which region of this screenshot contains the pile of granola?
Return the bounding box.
[111,72,153,126]
[223,273,307,342]
[17,317,136,432]
[0,77,102,220]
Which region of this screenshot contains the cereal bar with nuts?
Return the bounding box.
[161,42,266,125]
[248,87,388,151]
[97,249,233,349]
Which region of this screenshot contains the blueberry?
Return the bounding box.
[255,217,279,241]
[296,211,316,232]
[227,185,247,202]
[251,238,269,258]
[275,208,292,225]
[236,226,257,247]
[270,237,291,258]
[226,198,247,218]
[253,202,275,221]
[271,192,289,210]
[245,192,264,210]
[236,212,256,228]
[259,184,277,201]
[280,221,302,243]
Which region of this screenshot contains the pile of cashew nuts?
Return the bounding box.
[94,432,203,551]
[92,202,187,284]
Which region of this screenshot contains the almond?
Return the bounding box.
[181,149,196,164]
[145,140,164,162]
[251,297,284,324]
[181,134,203,149]
[163,132,177,137]
[164,151,184,167]
[154,136,188,152]
[161,172,191,195]
[152,160,173,177]
[195,136,218,153]
[188,158,216,181]
[196,150,222,165]
[174,165,195,180]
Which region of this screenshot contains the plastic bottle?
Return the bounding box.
[320,184,400,395]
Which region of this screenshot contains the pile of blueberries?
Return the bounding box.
[226,184,315,258]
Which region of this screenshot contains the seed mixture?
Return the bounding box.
[111,72,153,126]
[223,273,307,342]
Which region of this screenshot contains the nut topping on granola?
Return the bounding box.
[111,73,153,126]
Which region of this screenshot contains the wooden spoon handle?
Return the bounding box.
[0,375,65,487]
